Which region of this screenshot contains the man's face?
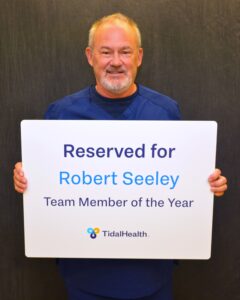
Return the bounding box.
[85,23,143,98]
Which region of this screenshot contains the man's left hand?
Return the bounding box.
[208,168,228,197]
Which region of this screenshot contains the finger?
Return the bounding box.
[14,184,25,194]
[213,191,225,197]
[13,178,27,190]
[211,183,228,194]
[14,180,27,193]
[13,168,27,183]
[208,168,221,182]
[13,165,24,177]
[210,176,227,188]
[13,172,28,193]
[15,161,23,171]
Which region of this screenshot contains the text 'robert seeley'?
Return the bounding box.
[59,170,180,190]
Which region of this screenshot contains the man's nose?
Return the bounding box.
[110,52,122,66]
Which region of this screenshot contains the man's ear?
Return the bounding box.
[85,47,93,66]
[137,48,143,67]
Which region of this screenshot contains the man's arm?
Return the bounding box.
[13,162,228,196]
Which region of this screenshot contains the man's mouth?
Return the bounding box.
[106,69,126,75]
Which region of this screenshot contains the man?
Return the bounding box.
[13,13,227,300]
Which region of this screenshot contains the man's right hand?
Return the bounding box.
[13,162,27,193]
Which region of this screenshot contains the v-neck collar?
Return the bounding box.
[88,85,140,120]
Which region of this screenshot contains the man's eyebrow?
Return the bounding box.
[121,46,133,50]
[99,46,112,50]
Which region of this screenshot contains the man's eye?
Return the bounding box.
[122,51,132,56]
[101,51,111,55]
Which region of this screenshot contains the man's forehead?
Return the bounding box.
[93,22,137,43]
[98,21,130,31]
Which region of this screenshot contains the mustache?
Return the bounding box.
[106,67,127,74]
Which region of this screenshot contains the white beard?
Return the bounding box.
[99,74,132,95]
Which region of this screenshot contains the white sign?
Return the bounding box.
[21,120,217,259]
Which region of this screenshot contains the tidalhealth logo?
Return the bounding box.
[87,227,100,239]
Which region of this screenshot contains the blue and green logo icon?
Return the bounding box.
[87,227,100,239]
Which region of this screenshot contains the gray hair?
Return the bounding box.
[88,13,142,48]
